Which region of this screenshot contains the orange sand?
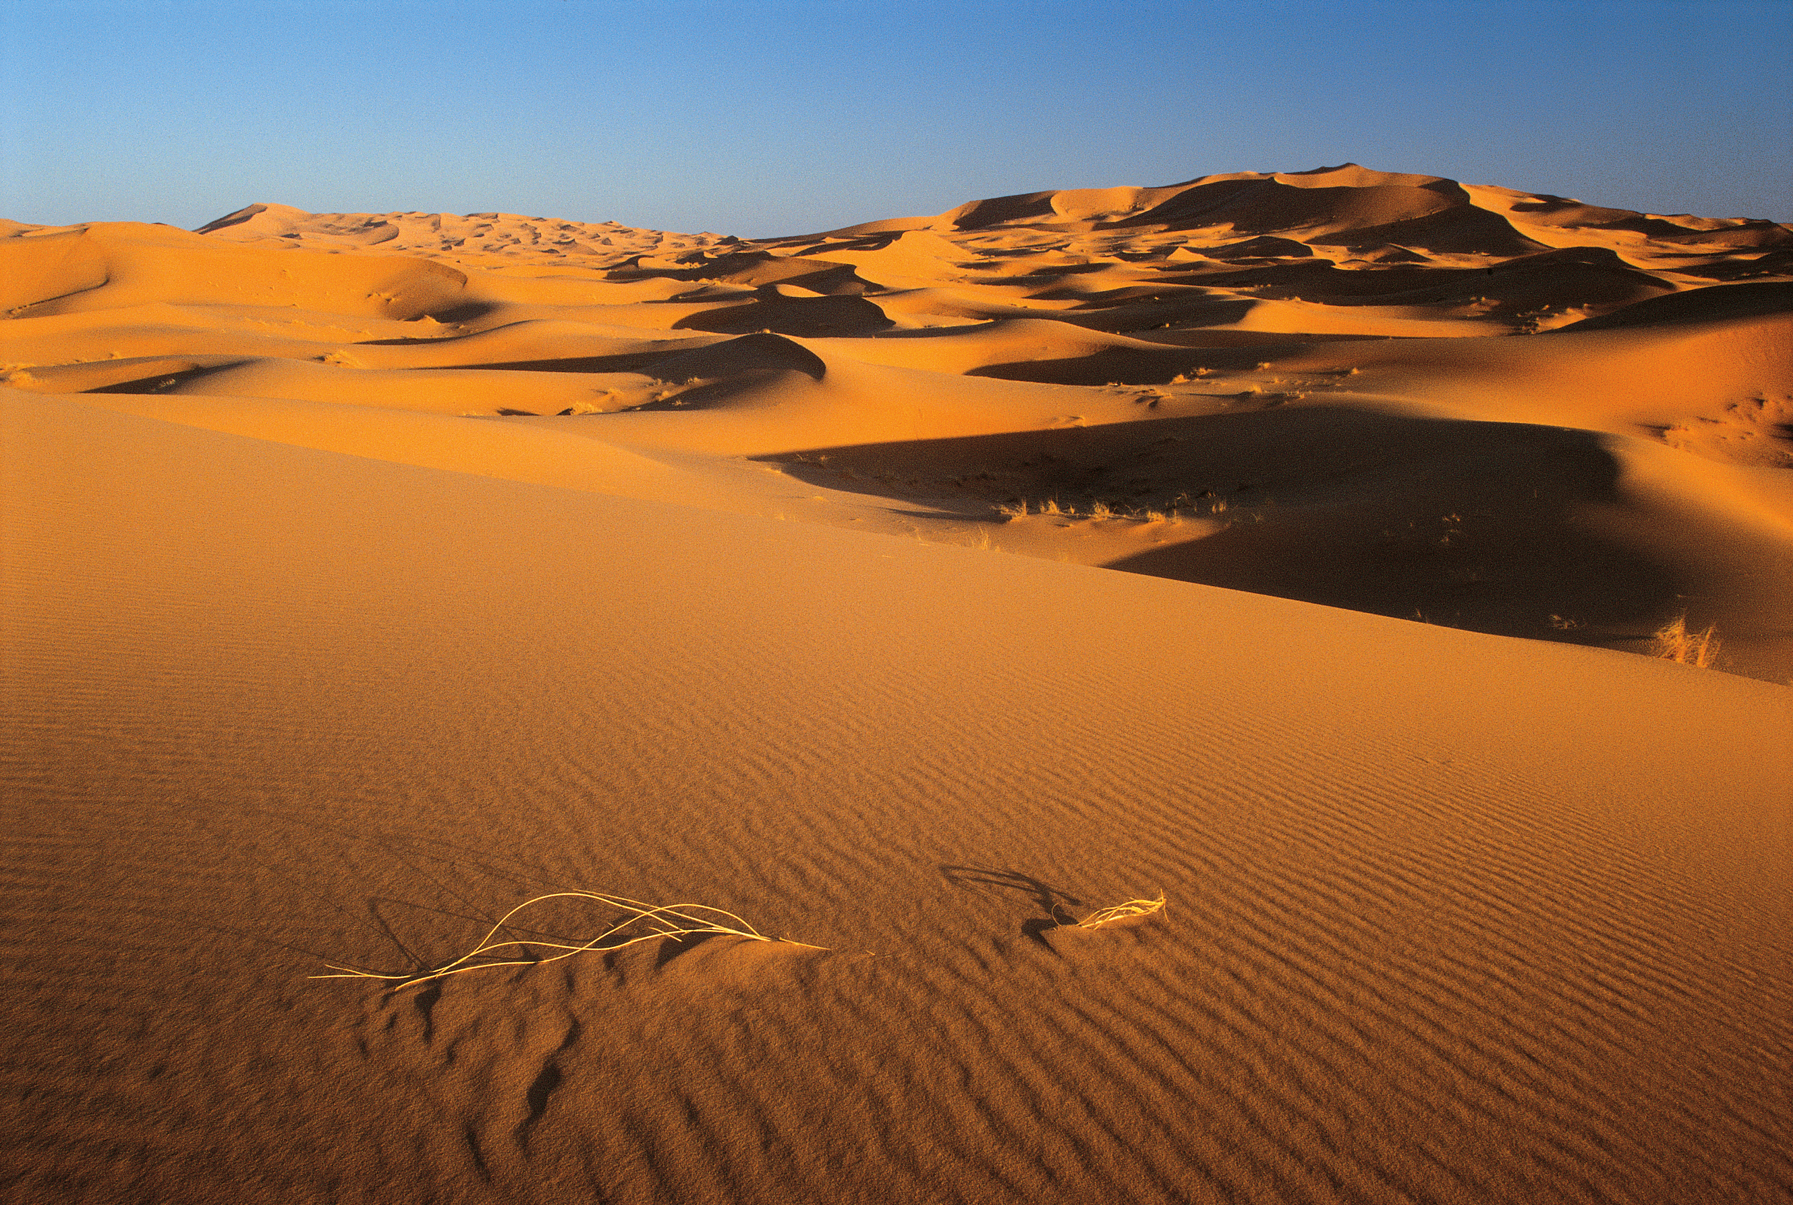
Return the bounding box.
[3,166,1790,1203]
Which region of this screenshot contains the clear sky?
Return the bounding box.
[2,0,1788,236]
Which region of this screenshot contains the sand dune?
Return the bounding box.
[3,166,1790,1203]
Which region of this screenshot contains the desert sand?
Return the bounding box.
[2,165,1790,1203]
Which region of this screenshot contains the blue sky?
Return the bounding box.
[2,0,1788,235]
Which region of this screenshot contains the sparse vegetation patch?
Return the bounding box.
[1652,615,1720,667]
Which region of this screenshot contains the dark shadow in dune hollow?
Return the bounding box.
[673,291,894,337]
[768,406,1702,654]
[432,331,829,386]
[84,361,251,394]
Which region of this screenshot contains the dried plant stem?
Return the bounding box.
[313,891,821,991]
[1077,890,1167,929]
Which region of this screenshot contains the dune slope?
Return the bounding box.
[4,394,1789,1204]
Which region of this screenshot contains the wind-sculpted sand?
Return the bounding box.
[2,166,1790,1203]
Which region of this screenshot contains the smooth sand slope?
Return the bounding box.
[3,167,1791,1203]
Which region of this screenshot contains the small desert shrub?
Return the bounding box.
[1652,616,1720,667]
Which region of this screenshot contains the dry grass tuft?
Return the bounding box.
[998,498,1186,525]
[314,891,821,990]
[1076,890,1167,929]
[1652,615,1720,667]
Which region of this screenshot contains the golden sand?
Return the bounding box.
[3,166,1789,1203]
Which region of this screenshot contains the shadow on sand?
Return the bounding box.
[768,405,1704,654]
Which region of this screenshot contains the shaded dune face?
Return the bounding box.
[770,410,1691,638]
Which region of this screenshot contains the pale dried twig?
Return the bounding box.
[1077,890,1167,929]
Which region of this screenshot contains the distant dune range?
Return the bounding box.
[2,167,1789,1203]
[6,165,1790,678]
